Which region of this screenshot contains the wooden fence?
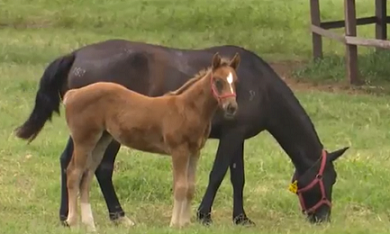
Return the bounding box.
[310,0,389,85]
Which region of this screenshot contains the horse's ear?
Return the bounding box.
[327,146,349,162]
[212,52,222,70]
[229,52,241,70]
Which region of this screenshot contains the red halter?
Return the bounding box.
[210,74,236,103]
[295,150,332,214]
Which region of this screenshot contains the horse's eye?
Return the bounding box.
[214,79,224,91]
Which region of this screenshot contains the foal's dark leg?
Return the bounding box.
[94,140,127,222]
[229,142,255,226]
[197,133,246,225]
[59,137,74,223]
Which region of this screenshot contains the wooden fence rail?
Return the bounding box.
[310,0,389,85]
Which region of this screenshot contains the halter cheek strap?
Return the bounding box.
[210,74,236,103]
[295,150,332,214]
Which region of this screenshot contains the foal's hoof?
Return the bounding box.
[62,220,78,231]
[233,214,256,226]
[196,211,212,226]
[169,221,189,229]
[113,216,135,227]
[86,225,97,233]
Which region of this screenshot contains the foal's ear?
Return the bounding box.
[327,146,349,162]
[212,52,222,70]
[229,52,241,70]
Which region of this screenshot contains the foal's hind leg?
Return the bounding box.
[65,133,101,229]
[79,134,114,232]
[66,146,94,228]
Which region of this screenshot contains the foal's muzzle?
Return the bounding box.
[222,102,238,118]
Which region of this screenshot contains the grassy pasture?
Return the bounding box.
[1,0,390,233]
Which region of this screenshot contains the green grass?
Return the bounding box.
[1,0,390,233]
[293,50,390,85]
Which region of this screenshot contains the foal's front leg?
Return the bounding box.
[181,152,200,225]
[170,147,190,228]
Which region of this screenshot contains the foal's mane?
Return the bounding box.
[164,57,232,96]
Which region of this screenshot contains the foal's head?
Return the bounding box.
[209,52,240,119]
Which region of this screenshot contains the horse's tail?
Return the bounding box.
[15,53,76,143]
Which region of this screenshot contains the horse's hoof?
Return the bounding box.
[169,221,179,228]
[233,214,256,226]
[169,222,188,229]
[113,216,135,227]
[86,225,97,233]
[60,214,69,227]
[196,211,212,226]
[61,220,70,227]
[179,220,191,228]
[59,214,67,222]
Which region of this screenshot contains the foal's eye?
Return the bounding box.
[214,79,224,91]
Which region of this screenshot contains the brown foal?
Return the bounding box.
[62,52,241,231]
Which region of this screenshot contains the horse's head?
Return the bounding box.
[210,52,240,119]
[290,147,349,223]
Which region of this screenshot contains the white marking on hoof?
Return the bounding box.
[80,203,97,232]
[86,225,97,233]
[65,218,77,229]
[115,216,135,227]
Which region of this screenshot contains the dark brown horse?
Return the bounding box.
[15,39,349,225]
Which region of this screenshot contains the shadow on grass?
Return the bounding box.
[291,50,390,95]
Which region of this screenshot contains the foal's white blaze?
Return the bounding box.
[227,72,234,93]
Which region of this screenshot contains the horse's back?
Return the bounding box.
[86,82,129,92]
[67,41,153,94]
[67,40,269,138]
[64,82,129,110]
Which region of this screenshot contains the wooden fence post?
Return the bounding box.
[310,0,323,60]
[344,0,360,85]
[375,0,387,47]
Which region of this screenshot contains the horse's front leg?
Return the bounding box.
[59,137,74,224]
[229,141,255,226]
[196,131,248,225]
[170,147,190,228]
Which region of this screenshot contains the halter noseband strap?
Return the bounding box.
[210,73,236,103]
[296,149,332,214]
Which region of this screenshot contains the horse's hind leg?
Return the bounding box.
[79,133,114,232]
[94,141,135,227]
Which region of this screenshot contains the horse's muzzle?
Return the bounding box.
[223,103,238,118]
[307,207,331,224]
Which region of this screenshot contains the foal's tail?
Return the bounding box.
[14,53,76,143]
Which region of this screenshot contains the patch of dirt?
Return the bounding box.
[269,61,387,96]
